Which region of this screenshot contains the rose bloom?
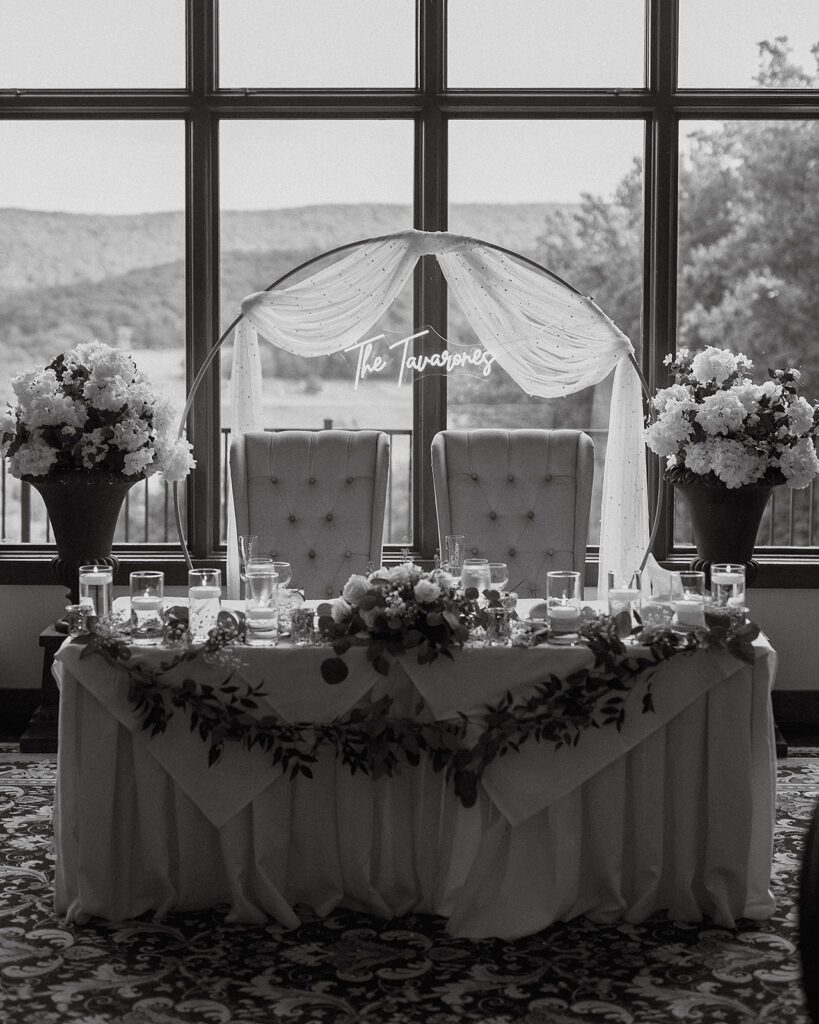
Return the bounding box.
[330,597,352,623]
[341,574,372,605]
[695,391,747,436]
[388,562,424,587]
[359,605,382,630]
[413,578,441,604]
[691,346,738,386]
[644,409,694,457]
[710,439,766,488]
[785,396,815,436]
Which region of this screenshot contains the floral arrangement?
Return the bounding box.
[644,346,819,489]
[0,341,195,482]
[316,563,478,685]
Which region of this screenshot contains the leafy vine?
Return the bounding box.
[73,606,759,809]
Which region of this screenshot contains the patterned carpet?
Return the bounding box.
[0,748,816,1024]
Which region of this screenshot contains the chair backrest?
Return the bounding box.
[431,428,594,598]
[230,429,390,600]
[801,796,819,1023]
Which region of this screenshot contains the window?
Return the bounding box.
[1,1,818,584]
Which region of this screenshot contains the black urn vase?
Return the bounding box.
[673,479,776,586]
[30,473,137,604]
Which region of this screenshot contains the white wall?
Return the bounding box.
[0,585,817,691]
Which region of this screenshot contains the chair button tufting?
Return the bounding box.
[507,473,514,482]
[326,512,333,521]
[309,476,316,484]
[528,510,535,519]
[308,549,316,559]
[508,547,516,557]
[346,476,353,484]
[271,476,277,483]
[471,472,478,481]
[472,547,479,555]
[326,587,334,597]
[271,551,277,557]
[545,474,552,482]
[489,510,497,520]
[547,546,555,556]
[345,550,351,558]
[288,514,296,523]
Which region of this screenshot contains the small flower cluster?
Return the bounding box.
[1,341,195,482]
[317,563,474,684]
[645,346,819,489]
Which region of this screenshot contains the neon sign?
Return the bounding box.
[344,329,495,389]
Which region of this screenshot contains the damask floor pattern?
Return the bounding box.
[0,748,816,1024]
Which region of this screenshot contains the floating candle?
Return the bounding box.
[711,572,744,587]
[608,588,641,602]
[673,598,704,626]
[188,585,221,600]
[131,595,162,612]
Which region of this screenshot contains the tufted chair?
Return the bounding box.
[431,429,594,598]
[230,430,390,600]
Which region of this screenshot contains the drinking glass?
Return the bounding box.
[238,534,257,578]
[488,562,509,593]
[672,570,706,630]
[444,534,465,573]
[271,562,293,589]
[641,575,675,626]
[188,568,222,642]
[245,566,279,646]
[710,563,746,609]
[78,565,113,618]
[461,557,491,596]
[65,604,89,636]
[290,607,316,645]
[277,587,304,637]
[485,606,512,645]
[130,571,164,646]
[546,570,582,637]
[607,569,641,639]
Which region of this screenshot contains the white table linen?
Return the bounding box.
[52,600,777,939]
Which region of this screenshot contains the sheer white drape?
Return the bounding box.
[226,229,647,596]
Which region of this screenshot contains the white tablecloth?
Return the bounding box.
[52,601,778,938]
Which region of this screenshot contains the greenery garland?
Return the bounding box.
[74,606,759,809]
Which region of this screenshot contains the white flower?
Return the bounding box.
[9,441,58,478]
[695,391,747,436]
[710,439,766,488]
[684,441,715,475]
[330,597,352,623]
[754,380,782,405]
[111,419,151,453]
[341,574,372,606]
[155,438,196,483]
[651,383,697,414]
[413,578,441,604]
[785,396,815,436]
[123,448,155,476]
[776,438,819,489]
[732,381,760,418]
[359,605,382,630]
[691,346,738,385]
[387,562,424,587]
[644,409,694,457]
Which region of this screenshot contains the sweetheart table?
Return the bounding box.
[51,599,777,939]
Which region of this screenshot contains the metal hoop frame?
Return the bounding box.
[173,231,662,573]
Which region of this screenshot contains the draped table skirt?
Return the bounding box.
[52,609,777,939]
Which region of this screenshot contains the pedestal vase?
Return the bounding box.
[673,479,776,586]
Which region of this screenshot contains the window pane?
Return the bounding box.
[448,120,645,546]
[675,119,819,546]
[0,121,186,545]
[447,0,645,88]
[219,120,414,546]
[0,0,185,89]
[218,0,415,88]
[678,0,819,89]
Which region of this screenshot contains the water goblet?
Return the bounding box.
[270,562,293,590]
[245,566,279,647]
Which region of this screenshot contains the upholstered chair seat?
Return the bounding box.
[431,429,594,598]
[230,430,390,600]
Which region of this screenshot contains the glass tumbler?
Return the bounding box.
[78,564,113,618]
[245,567,279,646]
[188,568,222,641]
[607,569,641,638]
[546,570,582,637]
[444,534,465,574]
[710,563,746,609]
[672,570,706,630]
[461,558,491,596]
[130,571,165,645]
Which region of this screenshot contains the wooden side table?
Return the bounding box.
[19,625,65,754]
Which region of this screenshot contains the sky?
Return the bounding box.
[0,0,816,213]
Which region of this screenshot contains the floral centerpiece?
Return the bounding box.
[317,563,480,684]
[1,341,195,483]
[645,345,819,490]
[1,341,196,602]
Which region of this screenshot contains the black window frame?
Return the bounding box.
[1,0,818,588]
